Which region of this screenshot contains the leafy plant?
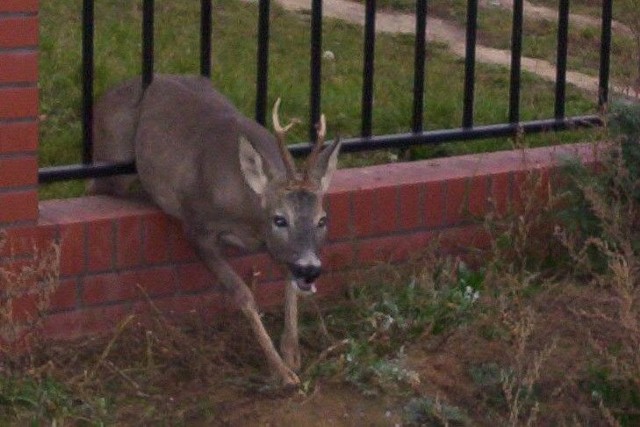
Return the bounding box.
[304,256,485,395]
[553,102,640,423]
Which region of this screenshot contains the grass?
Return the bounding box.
[39,0,601,199]
[361,0,638,93]
[530,0,621,21]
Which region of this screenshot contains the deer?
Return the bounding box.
[89,75,341,387]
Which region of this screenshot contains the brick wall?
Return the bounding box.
[0,0,39,224]
[5,143,594,340]
[0,4,597,340]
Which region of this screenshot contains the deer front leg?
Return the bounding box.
[281,280,301,371]
[197,242,300,387]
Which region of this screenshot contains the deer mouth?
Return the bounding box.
[291,277,317,295]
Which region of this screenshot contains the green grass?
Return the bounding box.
[0,375,107,424]
[361,0,638,91]
[39,0,602,199]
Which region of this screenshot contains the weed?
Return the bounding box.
[469,362,505,409]
[300,253,486,398]
[0,233,60,366]
[500,308,557,426]
[403,395,471,426]
[0,234,109,424]
[552,102,640,423]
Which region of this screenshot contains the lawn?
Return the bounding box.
[39,0,600,199]
[365,0,638,92]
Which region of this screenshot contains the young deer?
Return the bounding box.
[90,75,340,386]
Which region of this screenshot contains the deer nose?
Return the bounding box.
[289,262,322,284]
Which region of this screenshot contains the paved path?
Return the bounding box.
[274,0,637,98]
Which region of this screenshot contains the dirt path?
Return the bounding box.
[274,0,638,98]
[492,0,633,36]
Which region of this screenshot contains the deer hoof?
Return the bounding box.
[280,367,301,389]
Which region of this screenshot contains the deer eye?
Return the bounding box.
[317,216,328,228]
[273,215,288,228]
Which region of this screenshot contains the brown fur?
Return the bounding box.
[91,75,341,386]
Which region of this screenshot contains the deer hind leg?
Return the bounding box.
[197,241,300,387]
[280,280,301,371]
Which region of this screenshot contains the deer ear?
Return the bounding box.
[239,135,269,195]
[308,138,341,193]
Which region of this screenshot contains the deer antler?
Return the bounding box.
[304,113,326,179]
[272,98,298,178]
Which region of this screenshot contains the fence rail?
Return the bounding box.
[38,0,613,184]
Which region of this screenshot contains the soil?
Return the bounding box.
[24,275,628,426]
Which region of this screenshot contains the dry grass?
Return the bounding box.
[0,234,60,365]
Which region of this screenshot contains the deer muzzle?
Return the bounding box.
[288,257,322,294]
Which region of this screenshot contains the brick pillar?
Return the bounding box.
[0,0,39,225]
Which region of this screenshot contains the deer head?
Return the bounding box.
[239,99,341,294]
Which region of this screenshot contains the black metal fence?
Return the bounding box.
[38,0,613,183]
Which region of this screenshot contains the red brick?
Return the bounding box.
[467,175,489,219]
[439,224,492,254]
[0,224,57,258]
[0,87,38,119]
[0,257,30,274]
[424,181,445,228]
[270,262,289,281]
[83,268,176,306]
[352,189,375,236]
[356,232,434,265]
[171,233,197,262]
[58,223,85,276]
[115,216,143,269]
[49,278,78,311]
[0,190,37,223]
[0,17,38,48]
[398,183,424,230]
[135,292,229,321]
[326,191,352,241]
[323,241,355,272]
[86,219,114,272]
[42,305,131,340]
[376,186,400,233]
[0,0,39,13]
[176,262,215,294]
[445,177,468,225]
[352,186,398,237]
[490,172,511,216]
[167,218,197,262]
[142,213,170,264]
[9,293,38,323]
[511,170,529,214]
[0,52,38,83]
[0,121,37,153]
[122,266,177,299]
[0,156,37,187]
[83,273,134,306]
[533,168,553,205]
[254,281,285,308]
